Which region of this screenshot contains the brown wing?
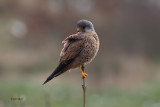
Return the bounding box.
[43,33,84,85]
[60,33,84,63]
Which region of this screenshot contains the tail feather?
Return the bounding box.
[43,59,74,85]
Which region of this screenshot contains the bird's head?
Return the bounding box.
[77,19,95,32]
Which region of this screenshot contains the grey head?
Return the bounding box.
[77,19,95,32]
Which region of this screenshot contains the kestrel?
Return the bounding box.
[43,19,99,85]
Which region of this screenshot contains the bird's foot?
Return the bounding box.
[80,65,88,79]
[81,72,88,79]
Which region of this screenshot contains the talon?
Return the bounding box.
[81,72,88,79]
[80,66,88,79]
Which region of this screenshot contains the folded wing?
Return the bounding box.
[43,33,84,84]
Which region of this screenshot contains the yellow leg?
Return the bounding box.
[80,66,88,79]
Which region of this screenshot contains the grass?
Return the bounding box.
[0,80,160,107]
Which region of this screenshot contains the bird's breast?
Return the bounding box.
[78,35,99,65]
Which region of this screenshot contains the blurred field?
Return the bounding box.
[0,0,160,107]
[1,80,160,107]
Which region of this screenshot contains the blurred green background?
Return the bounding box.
[0,0,160,107]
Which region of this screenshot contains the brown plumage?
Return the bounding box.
[43,19,99,85]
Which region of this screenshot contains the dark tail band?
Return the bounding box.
[43,59,74,85]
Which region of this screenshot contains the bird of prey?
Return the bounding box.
[43,19,99,85]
